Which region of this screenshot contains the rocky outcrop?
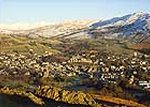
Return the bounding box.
[36,86,97,106]
[0,86,99,106]
[0,87,44,105]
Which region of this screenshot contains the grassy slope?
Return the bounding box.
[0,34,60,55]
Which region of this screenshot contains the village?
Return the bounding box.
[0,49,150,91]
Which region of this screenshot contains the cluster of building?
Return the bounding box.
[0,51,150,90]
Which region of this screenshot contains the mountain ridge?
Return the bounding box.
[90,12,150,39]
[1,12,150,41]
[0,20,94,39]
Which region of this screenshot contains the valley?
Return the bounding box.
[1,12,150,107]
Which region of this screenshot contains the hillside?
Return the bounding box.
[1,13,150,107]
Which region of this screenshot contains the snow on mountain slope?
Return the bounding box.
[0,20,94,39]
[90,12,150,38]
[1,13,150,40]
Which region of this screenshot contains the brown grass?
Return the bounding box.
[92,94,146,107]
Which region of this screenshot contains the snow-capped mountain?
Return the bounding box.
[1,13,150,40]
[0,20,94,39]
[90,12,150,39]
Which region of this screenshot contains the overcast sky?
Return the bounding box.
[0,0,150,24]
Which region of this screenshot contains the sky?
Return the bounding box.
[0,0,150,24]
